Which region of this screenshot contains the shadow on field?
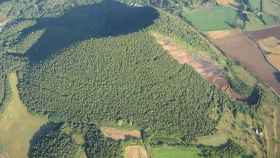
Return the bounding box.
[247,86,261,105]
[29,122,62,146]
[22,0,159,63]
[0,0,9,4]
[274,72,280,82]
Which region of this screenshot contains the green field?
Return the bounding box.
[151,146,203,158]
[262,0,280,17]
[0,73,47,158]
[183,6,237,31]
[193,133,228,146]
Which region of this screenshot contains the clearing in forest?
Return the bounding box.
[125,145,148,158]
[152,32,245,101]
[0,73,47,158]
[101,127,141,141]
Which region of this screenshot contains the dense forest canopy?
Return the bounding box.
[29,122,121,158]
[17,1,239,141]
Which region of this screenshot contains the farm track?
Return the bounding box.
[208,29,280,96]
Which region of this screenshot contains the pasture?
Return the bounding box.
[183,6,237,31]
[208,29,280,95]
[0,73,47,158]
[151,146,202,158]
[193,133,228,146]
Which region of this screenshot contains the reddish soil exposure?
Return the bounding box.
[101,127,141,141]
[152,33,245,101]
[208,29,280,96]
[247,25,280,41]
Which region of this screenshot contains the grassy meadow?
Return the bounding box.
[151,146,203,158]
[0,72,47,158]
[183,6,237,31]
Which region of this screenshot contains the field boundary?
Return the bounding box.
[245,31,280,98]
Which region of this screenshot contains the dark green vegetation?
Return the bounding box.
[29,123,121,158]
[150,140,254,158]
[16,1,242,140]
[73,123,122,158]
[29,123,78,158]
[198,140,254,157]
[0,75,5,108]
[0,54,25,109]
[21,1,158,63]
[22,31,221,136]
[19,23,232,139]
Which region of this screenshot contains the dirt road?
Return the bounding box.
[208,30,280,95]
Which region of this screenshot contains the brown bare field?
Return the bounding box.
[216,0,234,5]
[208,29,280,95]
[266,54,280,70]
[101,127,141,141]
[0,16,8,26]
[0,153,9,158]
[125,146,148,158]
[258,36,280,54]
[0,16,7,23]
[152,32,246,101]
[247,25,280,41]
[207,30,236,40]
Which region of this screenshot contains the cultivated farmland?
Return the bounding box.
[125,146,148,158]
[151,146,202,158]
[208,29,280,95]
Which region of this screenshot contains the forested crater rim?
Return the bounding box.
[21,0,159,64]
